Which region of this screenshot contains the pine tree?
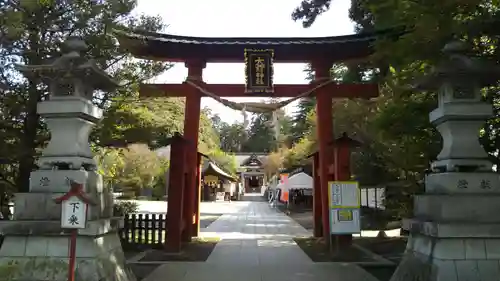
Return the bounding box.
[0,0,169,192]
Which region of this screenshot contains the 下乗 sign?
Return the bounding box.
[54,179,95,229]
[244,49,274,93]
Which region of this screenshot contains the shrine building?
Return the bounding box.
[234,153,267,194]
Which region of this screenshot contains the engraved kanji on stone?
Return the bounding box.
[457,179,468,189]
[68,214,79,225]
[39,177,50,187]
[480,179,491,189]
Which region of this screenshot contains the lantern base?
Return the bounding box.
[391,172,500,281]
[0,232,135,281]
[390,232,500,281]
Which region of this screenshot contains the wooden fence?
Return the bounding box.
[119,213,167,249]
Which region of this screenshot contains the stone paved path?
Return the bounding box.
[143,196,378,281]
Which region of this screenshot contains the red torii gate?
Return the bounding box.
[115,29,383,248]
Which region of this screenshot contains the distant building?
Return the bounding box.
[234,153,267,193]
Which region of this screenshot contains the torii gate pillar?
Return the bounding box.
[182,60,205,242]
[312,60,335,243]
[192,152,203,236]
[165,133,186,252]
[312,153,322,237]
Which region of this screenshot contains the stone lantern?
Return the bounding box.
[391,41,500,281]
[17,37,117,170]
[0,38,135,281]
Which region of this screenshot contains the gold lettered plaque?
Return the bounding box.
[244,49,274,93]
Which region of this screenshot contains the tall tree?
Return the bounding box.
[0,0,170,192]
[278,114,294,147]
[219,122,247,152]
[291,97,316,144]
[242,113,277,153]
[290,65,316,144]
[289,0,500,219]
[97,98,221,152]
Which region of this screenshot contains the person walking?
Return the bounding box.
[272,189,279,208]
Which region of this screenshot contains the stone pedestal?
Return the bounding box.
[0,38,134,281]
[392,173,500,281]
[0,171,133,281]
[390,41,500,281]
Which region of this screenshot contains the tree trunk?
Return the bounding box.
[16,85,41,192]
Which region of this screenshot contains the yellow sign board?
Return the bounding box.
[337,210,353,222]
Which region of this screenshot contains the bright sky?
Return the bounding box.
[133,0,355,123]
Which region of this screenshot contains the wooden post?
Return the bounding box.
[312,153,322,237]
[192,153,202,236]
[334,133,361,247]
[165,133,186,252]
[312,60,334,244]
[182,60,205,242]
[334,133,355,180]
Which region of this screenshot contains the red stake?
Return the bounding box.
[68,229,77,281]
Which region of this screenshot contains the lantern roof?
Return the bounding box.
[16,37,119,94]
[417,41,500,90]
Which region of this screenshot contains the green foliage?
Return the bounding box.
[115,144,163,194]
[92,96,225,197]
[290,65,315,144]
[291,97,316,144]
[283,137,315,168]
[218,122,247,152]
[292,0,332,28]
[199,108,222,152]
[97,99,220,152]
[0,0,170,194]
[113,201,139,216]
[0,261,18,281]
[94,143,168,198]
[207,149,238,176]
[0,258,67,281]
[262,151,284,178]
[242,113,277,152]
[95,98,186,148]
[206,109,283,154]
[290,0,500,218]
[94,147,125,189]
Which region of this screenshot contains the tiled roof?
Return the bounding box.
[114,27,403,62]
[234,153,268,166]
[203,161,237,181]
[114,29,387,46]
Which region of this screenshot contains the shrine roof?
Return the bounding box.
[114,28,400,63]
[203,161,238,182]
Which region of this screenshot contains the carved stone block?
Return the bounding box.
[425,172,500,193]
[414,194,500,223]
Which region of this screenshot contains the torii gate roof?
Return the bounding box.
[114,28,401,63]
